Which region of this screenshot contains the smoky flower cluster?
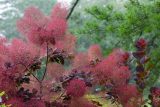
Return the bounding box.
[0,2,159,107]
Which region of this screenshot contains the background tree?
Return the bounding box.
[69,0,160,89]
[0,0,56,38]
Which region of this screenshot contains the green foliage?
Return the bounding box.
[70,0,160,87]
[0,104,7,107]
[0,91,7,107]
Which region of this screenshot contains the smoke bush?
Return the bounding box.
[0,2,159,107]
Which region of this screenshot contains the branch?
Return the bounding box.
[139,31,143,38]
[39,42,49,99]
[41,42,49,81]
[16,63,41,82]
[54,90,65,101]
[147,35,158,54]
[149,35,158,47]
[86,9,99,19]
[66,0,80,20]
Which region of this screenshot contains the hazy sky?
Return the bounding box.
[57,0,73,6]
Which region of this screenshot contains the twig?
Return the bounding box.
[41,42,49,81]
[39,42,49,99]
[54,91,65,101]
[138,31,143,38]
[87,96,107,99]
[39,42,49,100]
[20,63,40,82]
[66,0,80,20]
[39,81,43,100]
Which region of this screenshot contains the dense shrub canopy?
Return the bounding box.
[0,0,160,107]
